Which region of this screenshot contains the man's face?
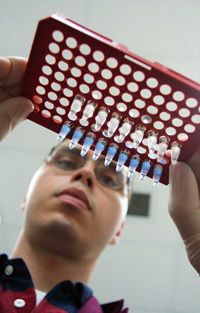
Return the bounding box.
[23,143,129,261]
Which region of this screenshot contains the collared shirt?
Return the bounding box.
[0,253,129,313]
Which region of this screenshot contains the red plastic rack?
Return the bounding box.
[21,13,200,185]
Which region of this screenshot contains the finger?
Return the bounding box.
[0,57,27,88]
[0,97,34,141]
[169,162,200,239]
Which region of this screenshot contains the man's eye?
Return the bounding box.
[56,159,77,170]
[100,175,116,187]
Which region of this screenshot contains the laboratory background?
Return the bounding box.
[0,0,200,312]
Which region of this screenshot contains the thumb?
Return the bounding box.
[0,96,34,141]
[169,162,200,240]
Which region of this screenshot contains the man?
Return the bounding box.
[0,57,200,312]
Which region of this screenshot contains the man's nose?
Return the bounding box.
[69,164,96,188]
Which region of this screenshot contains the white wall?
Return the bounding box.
[0,1,200,312]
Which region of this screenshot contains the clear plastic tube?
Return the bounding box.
[104,144,118,166]
[128,154,140,178]
[69,127,84,150]
[80,133,96,156]
[93,139,106,160]
[56,122,71,144]
[116,150,129,172]
[140,160,151,181]
[153,164,163,187]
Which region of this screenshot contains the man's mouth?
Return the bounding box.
[56,187,91,211]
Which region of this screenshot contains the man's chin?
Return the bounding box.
[26,216,86,259]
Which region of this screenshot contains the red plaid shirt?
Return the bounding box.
[0,253,129,313]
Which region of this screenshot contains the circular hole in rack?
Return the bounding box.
[79,44,91,55]
[39,76,49,86]
[62,49,73,60]
[63,88,74,97]
[179,108,190,118]
[79,84,90,94]
[184,124,196,133]
[141,114,152,124]
[114,75,126,86]
[160,84,172,95]
[92,90,102,100]
[33,95,42,104]
[173,91,185,102]
[153,95,165,105]
[42,65,52,76]
[154,121,164,130]
[58,61,69,71]
[178,133,188,142]
[147,105,158,115]
[42,110,51,118]
[125,141,134,149]
[49,43,60,54]
[67,78,77,88]
[56,107,66,115]
[66,37,77,49]
[96,80,107,90]
[129,108,140,118]
[84,74,94,84]
[93,50,105,62]
[104,96,115,106]
[133,71,145,82]
[88,62,99,73]
[122,93,133,103]
[48,91,58,101]
[117,103,127,112]
[51,82,61,91]
[135,99,145,109]
[36,86,46,95]
[33,104,40,112]
[166,127,176,136]
[160,112,171,121]
[186,97,198,108]
[140,88,152,99]
[109,86,120,96]
[75,56,86,67]
[44,101,54,110]
[52,30,64,42]
[45,54,56,65]
[166,101,177,111]
[137,147,147,154]
[53,115,63,124]
[106,57,118,68]
[120,64,132,75]
[71,67,82,77]
[146,77,158,88]
[127,82,138,92]
[60,97,69,107]
[54,71,65,81]
[191,114,200,124]
[172,118,183,127]
[101,69,112,80]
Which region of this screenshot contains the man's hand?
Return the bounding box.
[0,57,34,142]
[169,148,200,273]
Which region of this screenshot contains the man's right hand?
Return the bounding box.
[0,57,34,142]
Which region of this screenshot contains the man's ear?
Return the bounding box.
[109,221,125,245]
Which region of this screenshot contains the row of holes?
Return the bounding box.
[36,81,199,119]
[42,60,199,106]
[33,92,200,132]
[42,99,198,132]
